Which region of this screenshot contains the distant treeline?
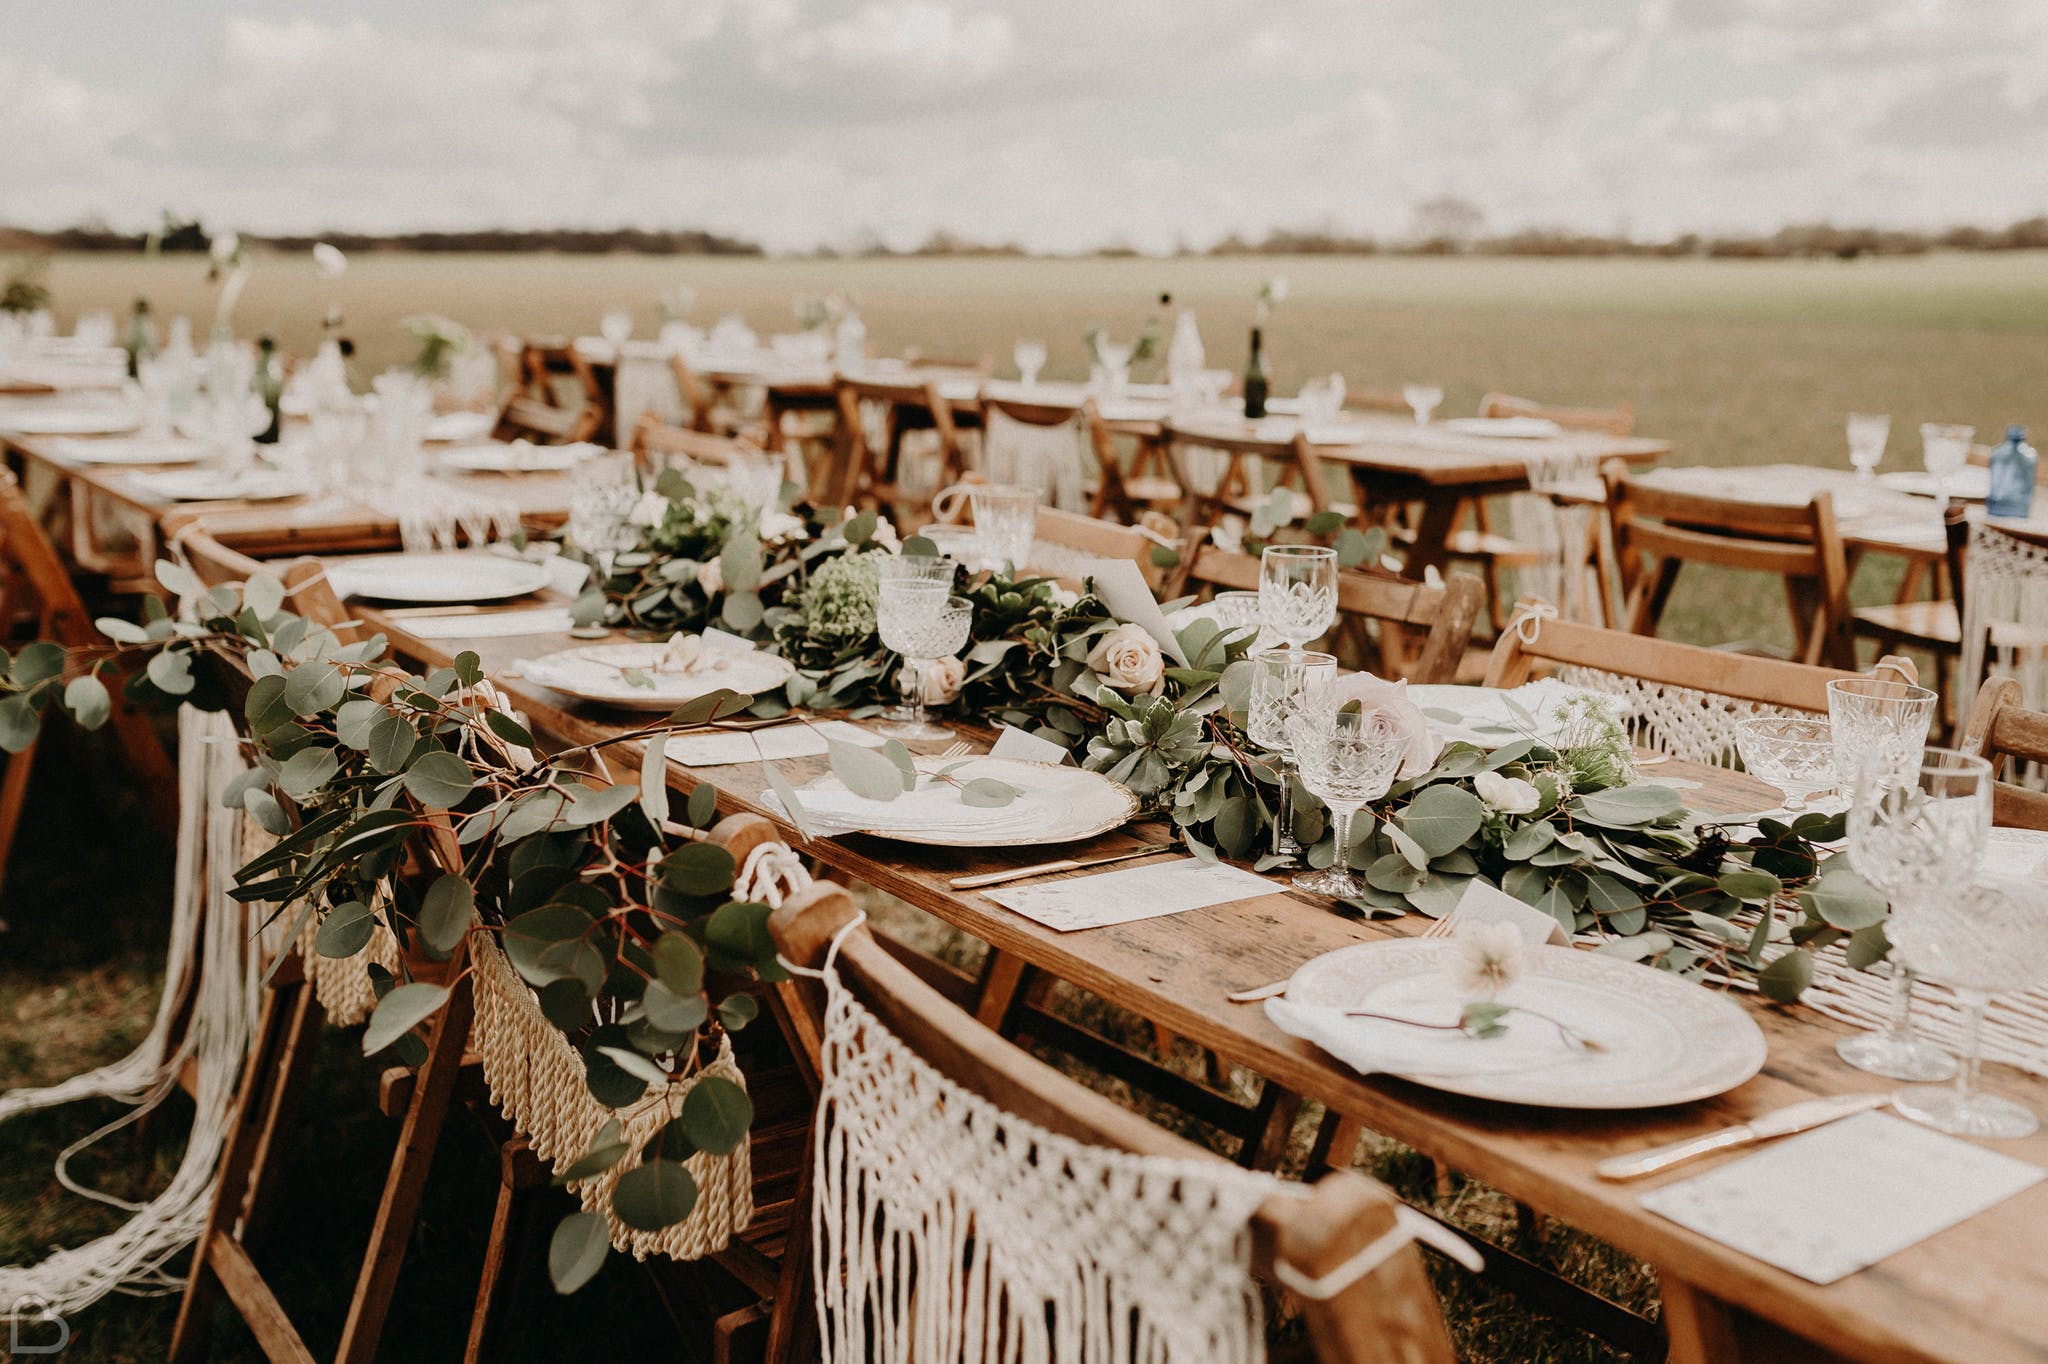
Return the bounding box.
[6,217,2048,261]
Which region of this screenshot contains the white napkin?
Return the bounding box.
[425,410,494,443]
[399,607,579,640]
[1266,993,1590,1078]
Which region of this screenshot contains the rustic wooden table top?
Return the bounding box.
[347,595,2048,1364]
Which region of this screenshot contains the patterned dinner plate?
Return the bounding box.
[327,552,551,605]
[1275,939,1767,1109]
[520,640,795,712]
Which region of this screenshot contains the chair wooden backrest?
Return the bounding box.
[828,372,969,515]
[1487,603,1917,764]
[976,392,1116,514]
[517,337,602,406]
[492,393,601,445]
[665,350,722,432]
[1017,506,1170,592]
[1162,422,1334,532]
[1962,677,2048,830]
[1177,543,1483,685]
[628,412,754,478]
[162,517,359,641]
[1479,391,1635,437]
[899,348,992,379]
[1603,461,1854,668]
[769,886,1457,1364]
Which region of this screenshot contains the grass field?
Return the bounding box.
[7,249,2046,1359]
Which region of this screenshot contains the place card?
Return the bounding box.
[985,857,1275,932]
[1640,1111,2044,1284]
[989,724,1071,766]
[1447,880,1570,947]
[1088,556,1188,667]
[665,720,883,768]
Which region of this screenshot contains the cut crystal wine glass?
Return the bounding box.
[1259,545,1338,649]
[873,555,958,722]
[1249,649,1336,867]
[1840,747,1992,1081]
[1889,873,2048,1139]
[1287,701,1408,898]
[876,584,972,741]
[1920,422,1974,513]
[1846,412,1889,481]
[1013,339,1047,388]
[1402,383,1443,425]
[1734,715,1835,813]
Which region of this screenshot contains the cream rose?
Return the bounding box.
[695,557,724,596]
[1327,672,1440,777]
[1086,623,1166,696]
[657,632,708,674]
[917,655,966,704]
[629,490,669,529]
[1473,770,1541,815]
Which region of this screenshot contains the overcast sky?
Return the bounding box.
[4,0,2045,254]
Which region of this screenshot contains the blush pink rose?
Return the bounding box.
[1328,672,1440,777]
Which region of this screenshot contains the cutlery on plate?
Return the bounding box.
[1594,1093,1889,1181]
[950,841,1177,891]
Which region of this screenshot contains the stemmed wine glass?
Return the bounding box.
[1287,695,1409,897]
[1734,715,1836,813]
[876,583,972,742]
[1846,413,1890,481]
[1888,873,2048,1139]
[1827,677,1937,803]
[1920,422,1974,513]
[874,555,958,723]
[1249,650,1336,867]
[1013,339,1047,388]
[1402,383,1443,426]
[567,470,640,638]
[1839,747,1993,1081]
[1258,545,1338,649]
[970,484,1040,574]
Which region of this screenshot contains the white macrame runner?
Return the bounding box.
[1555,663,1805,768]
[1961,521,2048,785]
[1799,951,2048,1079]
[796,921,1283,1364]
[982,407,1090,512]
[0,708,272,1318]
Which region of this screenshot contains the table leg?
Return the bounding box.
[1404,492,1464,580]
[1663,1277,1852,1362]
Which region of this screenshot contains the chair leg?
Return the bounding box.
[465,1138,549,1364]
[0,737,36,906]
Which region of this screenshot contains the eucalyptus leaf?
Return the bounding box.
[651,933,705,995]
[63,673,110,730]
[417,874,474,953]
[639,734,669,827]
[363,982,450,1056]
[403,750,474,808]
[1400,785,1484,857]
[680,1075,753,1156]
[146,649,195,696]
[1757,947,1815,1002]
[959,777,1023,808]
[830,739,905,801]
[547,1211,612,1294]
[612,1159,699,1232]
[660,841,735,897]
[315,900,377,958]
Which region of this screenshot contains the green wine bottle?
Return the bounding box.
[123,298,156,379]
[254,336,283,444]
[1242,326,1268,419]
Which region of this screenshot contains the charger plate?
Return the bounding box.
[771,754,1138,847]
[1272,938,1766,1109]
[520,640,794,711]
[327,552,551,604]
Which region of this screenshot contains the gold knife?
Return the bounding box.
[950,842,1179,891]
[1595,1093,1889,1181]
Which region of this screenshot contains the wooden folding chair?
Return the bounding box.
[825,373,971,519]
[1962,676,2048,830]
[1175,542,1484,685]
[1162,422,1339,542]
[1015,505,1171,593]
[765,886,1460,1364]
[627,412,754,481]
[1486,602,1916,765]
[0,468,176,893]
[1604,460,1856,668]
[492,393,602,446]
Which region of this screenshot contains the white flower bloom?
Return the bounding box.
[694,558,724,597]
[1085,622,1166,696]
[1473,770,1541,815]
[658,632,708,674]
[469,680,537,770]
[758,510,807,545]
[209,230,241,264]
[628,490,669,529]
[870,514,901,553]
[1452,922,1525,999]
[312,242,347,279]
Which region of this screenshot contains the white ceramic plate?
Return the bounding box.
[46,435,209,465]
[1275,938,1767,1109]
[132,468,309,502]
[327,552,552,605]
[1983,827,2048,880]
[1877,467,1992,502]
[1441,416,1563,439]
[439,441,599,473]
[774,754,1138,847]
[2,408,140,436]
[520,640,795,711]
[424,411,495,444]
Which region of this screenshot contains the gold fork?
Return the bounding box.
[1229,908,1463,1003]
[936,740,974,760]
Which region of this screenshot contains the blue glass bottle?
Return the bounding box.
[1986,424,2037,519]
